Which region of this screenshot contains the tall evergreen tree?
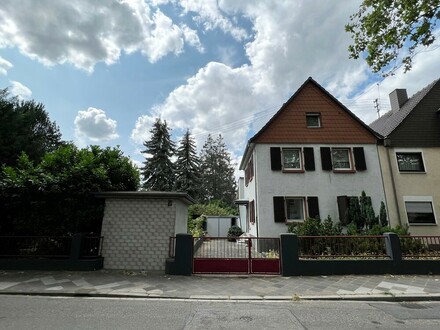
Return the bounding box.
[141,118,175,191]
[174,129,201,200]
[199,134,237,207]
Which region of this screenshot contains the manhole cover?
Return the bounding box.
[239,316,253,322]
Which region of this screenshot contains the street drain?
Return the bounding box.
[240,316,253,322]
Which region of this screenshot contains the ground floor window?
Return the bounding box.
[285,198,305,221]
[405,201,436,225]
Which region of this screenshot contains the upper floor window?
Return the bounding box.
[332,148,352,170]
[282,148,302,170]
[306,113,321,128]
[285,197,305,221]
[396,152,425,172]
[245,156,254,186]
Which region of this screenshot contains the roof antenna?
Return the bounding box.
[374,82,381,118]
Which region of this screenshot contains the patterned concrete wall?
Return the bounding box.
[101,198,177,271]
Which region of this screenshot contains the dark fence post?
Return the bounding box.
[70,233,85,261]
[280,234,299,276]
[173,233,193,276]
[384,232,402,262]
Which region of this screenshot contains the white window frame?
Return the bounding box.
[285,197,306,222]
[331,148,353,170]
[306,113,321,128]
[282,148,303,171]
[403,196,437,226]
[395,150,426,173]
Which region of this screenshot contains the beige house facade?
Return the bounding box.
[371,79,440,235]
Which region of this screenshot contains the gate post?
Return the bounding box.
[173,233,193,276]
[280,234,299,276]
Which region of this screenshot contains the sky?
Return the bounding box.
[1,0,440,174]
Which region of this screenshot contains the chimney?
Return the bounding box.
[389,89,408,113]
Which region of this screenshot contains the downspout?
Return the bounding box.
[385,142,402,226]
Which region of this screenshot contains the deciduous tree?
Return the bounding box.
[346,0,440,76]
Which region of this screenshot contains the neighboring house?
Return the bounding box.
[370,78,440,235]
[237,77,386,237]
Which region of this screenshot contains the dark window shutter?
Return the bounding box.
[337,196,349,225]
[307,196,320,219]
[270,147,282,171]
[320,147,332,171]
[353,147,367,171]
[303,147,315,171]
[273,196,286,223]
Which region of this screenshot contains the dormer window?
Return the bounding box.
[306,113,321,128]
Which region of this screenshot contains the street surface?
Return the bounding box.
[1,295,440,329]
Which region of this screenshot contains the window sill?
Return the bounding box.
[398,171,426,174]
[282,169,305,173]
[285,220,305,224]
[333,169,356,174]
[408,223,437,226]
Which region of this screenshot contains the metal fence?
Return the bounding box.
[0,236,72,258]
[191,237,280,259]
[0,236,104,258]
[400,235,440,259]
[298,235,389,259]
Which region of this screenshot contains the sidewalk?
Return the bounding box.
[1,270,440,301]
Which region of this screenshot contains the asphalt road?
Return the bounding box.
[1,295,440,329]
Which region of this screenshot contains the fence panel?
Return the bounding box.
[0,236,72,258]
[298,235,389,259]
[401,236,440,258]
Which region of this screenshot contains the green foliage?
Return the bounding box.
[227,225,243,239]
[346,0,440,76]
[379,201,388,227]
[199,134,237,208]
[141,118,175,191]
[0,89,64,167]
[349,197,364,230]
[287,216,342,236]
[0,144,140,235]
[174,129,201,200]
[187,201,237,236]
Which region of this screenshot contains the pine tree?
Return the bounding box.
[174,129,201,200]
[141,118,175,191]
[199,134,237,207]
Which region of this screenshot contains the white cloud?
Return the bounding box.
[131,114,157,144]
[74,107,119,142]
[0,0,190,71]
[0,56,12,75]
[181,24,204,53]
[9,81,31,99]
[176,0,248,41]
[131,62,258,153]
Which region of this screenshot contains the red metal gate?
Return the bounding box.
[192,237,280,274]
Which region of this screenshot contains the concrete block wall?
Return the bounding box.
[101,198,176,271]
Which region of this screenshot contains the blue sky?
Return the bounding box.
[1,0,439,171]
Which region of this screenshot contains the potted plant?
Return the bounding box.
[227,225,243,242]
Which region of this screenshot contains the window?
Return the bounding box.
[332,148,352,170]
[271,147,315,172]
[306,113,321,128]
[396,152,425,172]
[405,201,436,224]
[249,200,255,224]
[282,148,302,170]
[273,196,320,222]
[285,198,305,221]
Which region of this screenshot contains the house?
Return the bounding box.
[237,77,386,237]
[370,78,440,235]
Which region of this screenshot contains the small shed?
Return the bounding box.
[205,215,240,237]
[95,191,194,271]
